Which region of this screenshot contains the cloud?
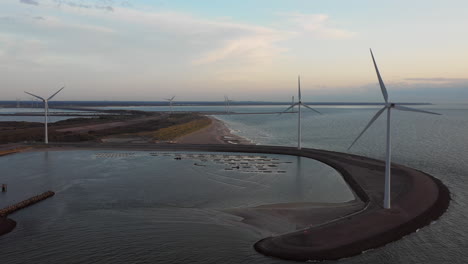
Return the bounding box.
[405,78,468,82]
[15,1,353,69]
[287,13,356,39]
[53,0,113,12]
[20,0,39,6]
[32,16,115,33]
[1,1,363,99]
[61,6,292,66]
[192,30,289,65]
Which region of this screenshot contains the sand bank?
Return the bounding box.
[175,116,252,145]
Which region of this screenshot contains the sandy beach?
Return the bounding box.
[175,116,252,145]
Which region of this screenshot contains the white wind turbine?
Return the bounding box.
[224,95,229,113]
[165,96,175,113]
[225,95,233,114]
[348,49,441,209]
[281,76,321,150]
[24,86,65,144]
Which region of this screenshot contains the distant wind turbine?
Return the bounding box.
[224,95,229,113]
[348,49,441,209]
[24,86,65,144]
[165,96,175,113]
[225,95,233,114]
[281,76,321,150]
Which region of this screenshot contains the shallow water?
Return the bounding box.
[0,108,94,123]
[0,150,353,264]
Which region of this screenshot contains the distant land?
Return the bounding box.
[0,101,431,108]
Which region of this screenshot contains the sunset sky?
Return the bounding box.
[1,0,467,102]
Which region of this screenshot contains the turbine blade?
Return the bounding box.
[48,86,65,101]
[279,104,298,115]
[24,91,45,101]
[370,49,389,103]
[348,106,387,150]
[171,96,175,101]
[394,105,441,115]
[302,103,322,114]
[298,75,301,101]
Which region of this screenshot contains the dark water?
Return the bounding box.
[0,151,353,263]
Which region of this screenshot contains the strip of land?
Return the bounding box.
[176,117,252,145]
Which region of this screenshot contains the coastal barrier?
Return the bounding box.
[0,146,31,157]
[0,191,55,216]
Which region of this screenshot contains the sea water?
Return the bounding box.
[0,108,93,123]
[1,104,468,263]
[215,103,468,263]
[0,150,353,264]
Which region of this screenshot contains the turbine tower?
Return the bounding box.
[281,76,321,150]
[165,96,175,114]
[348,49,440,209]
[291,96,295,112]
[24,86,65,144]
[224,95,229,113]
[224,95,233,114]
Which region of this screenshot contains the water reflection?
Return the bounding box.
[295,156,303,201]
[0,150,355,264]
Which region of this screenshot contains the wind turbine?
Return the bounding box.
[24,86,65,144]
[165,96,175,114]
[224,95,229,113]
[281,76,321,150]
[225,95,233,114]
[348,49,440,209]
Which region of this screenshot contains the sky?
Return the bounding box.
[1,0,468,102]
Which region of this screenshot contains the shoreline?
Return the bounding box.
[0,143,450,261]
[175,116,253,145]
